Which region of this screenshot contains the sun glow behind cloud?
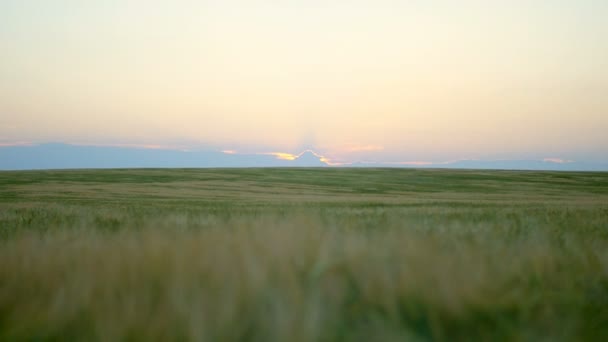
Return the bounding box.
[221,150,300,161]
[219,148,341,166]
[265,152,298,161]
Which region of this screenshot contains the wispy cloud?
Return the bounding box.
[0,141,34,147]
[543,158,574,164]
[262,152,298,161]
[221,150,294,160]
[69,142,192,151]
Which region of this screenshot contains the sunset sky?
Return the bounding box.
[1,1,607,166]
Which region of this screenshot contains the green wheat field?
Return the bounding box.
[1,168,607,341]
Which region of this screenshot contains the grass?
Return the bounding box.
[0,168,607,341]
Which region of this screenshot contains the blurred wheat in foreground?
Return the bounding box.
[1,168,607,341]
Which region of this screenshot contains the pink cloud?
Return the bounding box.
[0,141,34,147]
[543,158,573,164]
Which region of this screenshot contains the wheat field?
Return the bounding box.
[1,168,607,341]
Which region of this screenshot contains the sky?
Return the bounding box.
[1,0,607,167]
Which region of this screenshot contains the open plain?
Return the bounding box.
[1,168,607,341]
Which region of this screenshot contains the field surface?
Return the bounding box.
[1,168,608,341]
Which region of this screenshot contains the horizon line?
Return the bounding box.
[1,141,606,171]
